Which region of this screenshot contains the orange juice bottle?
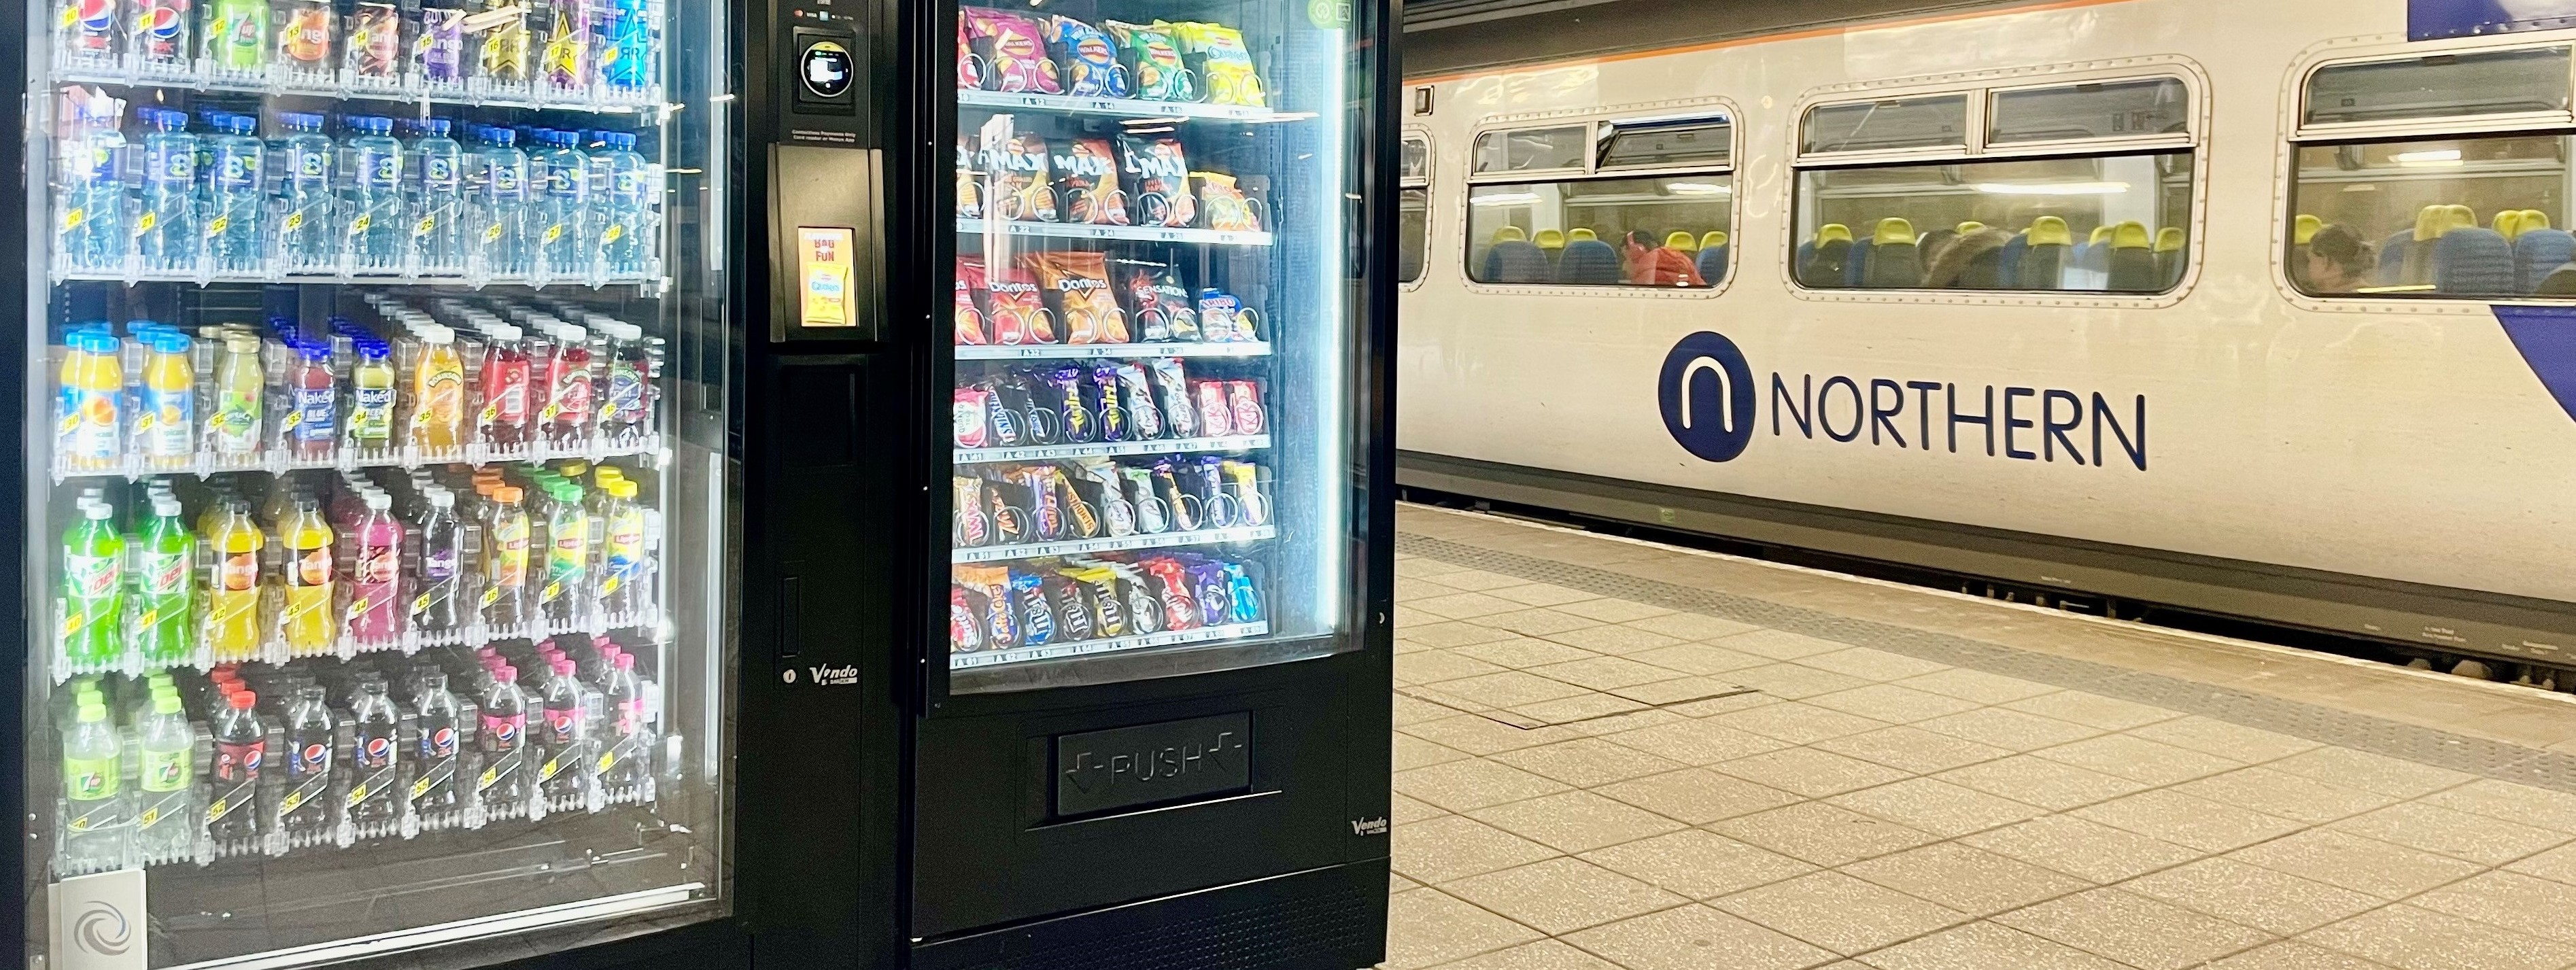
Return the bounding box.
[204,500,267,660]
[279,498,336,650]
[409,324,464,452]
[61,330,124,471]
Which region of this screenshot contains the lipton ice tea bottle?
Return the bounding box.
[280,497,335,650]
[205,499,267,660]
[209,332,264,459]
[409,324,464,454]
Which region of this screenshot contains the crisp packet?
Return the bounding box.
[964,7,1061,94]
[1105,20,1195,101]
[1047,16,1129,98]
[1118,134,1196,228]
[1166,20,1263,107]
[1025,250,1129,344]
[1196,171,1262,232]
[955,256,989,345]
[985,265,1056,345]
[1052,137,1128,225]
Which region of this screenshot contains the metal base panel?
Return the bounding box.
[909,861,1388,970]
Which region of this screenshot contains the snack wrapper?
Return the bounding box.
[1051,137,1128,226]
[957,566,1016,647]
[985,265,1056,345]
[1147,358,1197,437]
[965,7,1061,94]
[1118,135,1197,228]
[1167,21,1264,107]
[955,256,989,345]
[1196,171,1263,232]
[1047,16,1129,98]
[1025,250,1129,344]
[1105,20,1195,101]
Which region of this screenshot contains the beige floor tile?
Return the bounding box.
[1623,612,1763,642]
[2505,840,2576,884]
[1469,790,1687,853]
[1594,767,1805,825]
[1708,702,1895,745]
[1391,814,1563,884]
[1960,814,2204,882]
[1842,842,2093,916]
[1563,905,1840,970]
[2127,716,2324,763]
[1715,628,1853,660]
[1532,655,1689,691]
[1396,759,1577,813]
[1398,650,1513,686]
[2205,941,2395,970]
[1396,555,1471,576]
[2071,789,2307,853]
[1397,578,1466,603]
[2420,778,2576,835]
[1454,638,1600,670]
[1443,857,1691,935]
[1506,693,1654,726]
[1424,939,1628,970]
[1392,793,1449,825]
[1413,592,1533,621]
[1396,694,1459,727]
[2324,800,2569,865]
[1398,734,1476,771]
[1435,671,1598,709]
[1711,801,1944,867]
[2226,830,2485,899]
[2171,767,2398,825]
[2031,733,2242,785]
[1473,608,1606,638]
[1664,691,1787,717]
[1432,568,1542,593]
[2301,903,2576,970]
[1394,872,1421,893]
[1402,714,1581,755]
[1795,648,1955,682]
[1395,606,1445,629]
[1805,685,1987,725]
[1579,829,1819,899]
[1490,738,1690,788]
[1934,755,2152,812]
[1562,708,1689,737]
[1715,870,1967,955]
[1602,717,1793,765]
[1858,921,2132,970]
[1384,888,1547,970]
[2408,869,2576,943]
[2002,691,2186,731]
[1627,642,1773,675]
[1405,621,1534,649]
[1550,598,1677,624]
[1827,778,2048,837]
[1995,888,2276,970]
[1725,663,1878,699]
[2120,857,2383,935]
[1404,685,1500,713]
[1895,668,2061,705]
[1814,725,2014,775]
[1914,708,2105,751]
[1715,747,1916,799]
[1607,677,1747,706]
[2263,747,2477,800]
[1485,583,1600,608]
[1540,625,1687,656]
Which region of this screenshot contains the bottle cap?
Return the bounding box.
[553,659,575,676]
[347,115,392,135]
[152,694,182,715]
[603,131,637,151]
[280,112,324,131]
[615,653,636,670]
[419,118,451,137]
[497,663,517,682]
[496,486,523,503]
[365,492,390,511]
[76,701,107,722]
[228,691,256,710]
[148,330,192,353]
[428,489,455,508]
[82,502,111,521]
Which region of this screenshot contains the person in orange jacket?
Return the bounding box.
[1624,230,1707,288]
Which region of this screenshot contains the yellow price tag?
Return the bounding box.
[284,212,303,230]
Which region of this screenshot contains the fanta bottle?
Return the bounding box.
[348,491,403,642]
[139,330,194,468]
[274,0,334,77]
[410,324,464,451]
[60,330,124,472]
[280,498,335,650]
[204,499,266,659]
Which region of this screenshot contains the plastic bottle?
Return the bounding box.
[274,0,334,77]
[61,330,124,470]
[479,662,529,803]
[205,0,267,70]
[541,481,586,625]
[133,496,195,663]
[597,477,643,617]
[60,0,119,63]
[411,672,461,810]
[409,324,464,451]
[280,685,333,833]
[347,340,396,451]
[413,488,464,634]
[589,133,651,275]
[349,491,403,642]
[470,0,529,86]
[542,320,594,447]
[472,127,530,276]
[343,116,405,271]
[343,0,400,80]
[484,485,530,627]
[205,114,267,273]
[134,691,195,859]
[536,656,585,798]
[208,689,264,841]
[208,332,264,456]
[415,0,466,85]
[275,113,337,271]
[62,500,124,664]
[477,322,530,447]
[286,341,337,460]
[138,109,203,273]
[281,498,336,650]
[60,699,124,871]
[592,0,651,94]
[347,680,399,822]
[130,0,194,70]
[58,89,127,274]
[530,130,589,278]
[599,651,643,786]
[138,330,196,468]
[409,119,466,272]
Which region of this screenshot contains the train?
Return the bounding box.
[1392,0,2576,674]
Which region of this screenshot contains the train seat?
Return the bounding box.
[2290,213,2320,290]
[2539,263,2576,295]
[1862,218,1921,288]
[2494,211,2528,241]
[2515,228,2575,292]
[1845,238,1876,287]
[1556,237,1621,285]
[1700,231,1729,252]
[2105,221,2158,292]
[2069,225,2114,289]
[1480,226,1553,283]
[1798,224,1853,288]
[2021,216,2072,291]
[1696,243,1729,284]
[1567,227,1598,241]
[1997,230,2029,288]
[2154,226,2186,288]
[2433,227,2515,295]
[1533,228,1567,259]
[1662,231,1700,253]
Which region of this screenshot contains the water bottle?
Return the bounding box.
[530,128,589,279]
[472,126,531,277]
[205,114,267,273]
[59,698,126,872]
[409,118,466,273]
[134,691,196,860]
[58,88,128,275]
[591,131,651,276]
[341,116,405,271]
[274,112,337,272]
[137,109,201,273]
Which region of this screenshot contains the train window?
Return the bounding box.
[1473,126,1588,174]
[2286,134,2576,298]
[1401,137,1432,184]
[1990,78,2190,145]
[1791,152,2195,292]
[1401,134,1431,285]
[1802,95,1970,154]
[1598,118,1733,170]
[1465,177,1733,287]
[2305,48,2572,126]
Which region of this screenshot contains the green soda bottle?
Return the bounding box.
[206,0,269,71]
[133,496,195,664]
[61,500,125,663]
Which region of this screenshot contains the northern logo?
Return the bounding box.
[1658,331,1757,462]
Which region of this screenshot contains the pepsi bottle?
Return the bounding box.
[411,672,461,811]
[347,680,400,824]
[281,686,335,835]
[209,689,266,841]
[537,657,587,799]
[478,664,529,806]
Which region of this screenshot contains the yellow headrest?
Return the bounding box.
[2110,220,2150,250]
[1533,228,1566,249]
[2524,210,2552,232]
[2027,215,2072,247]
[2494,211,2526,241]
[2154,226,2184,253]
[2293,214,2321,246]
[1494,226,1528,243]
[1817,224,1853,245]
[1664,231,1700,252]
[2448,205,2475,232]
[1873,218,1917,246]
[2414,205,2448,242]
[2088,225,2114,245]
[1700,230,1729,250]
[1568,227,1598,241]
[1956,221,1985,235]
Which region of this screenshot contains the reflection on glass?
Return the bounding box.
[1464,177,1732,287]
[1990,77,2188,144]
[1802,95,1970,154]
[1793,152,2194,292]
[2305,48,2573,126]
[1597,118,1731,170]
[2288,134,2576,297]
[1472,125,1587,174]
[1401,187,1428,283]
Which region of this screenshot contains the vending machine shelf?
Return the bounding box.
[957,341,1271,360]
[53,59,668,117]
[948,621,1271,670]
[955,218,1275,247]
[952,434,1267,464]
[952,524,1275,563]
[957,89,1306,124]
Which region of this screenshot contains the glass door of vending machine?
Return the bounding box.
[18,0,740,958]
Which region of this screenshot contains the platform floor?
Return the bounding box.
[1382,504,2576,970]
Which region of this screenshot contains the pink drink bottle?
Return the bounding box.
[349,491,405,641]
